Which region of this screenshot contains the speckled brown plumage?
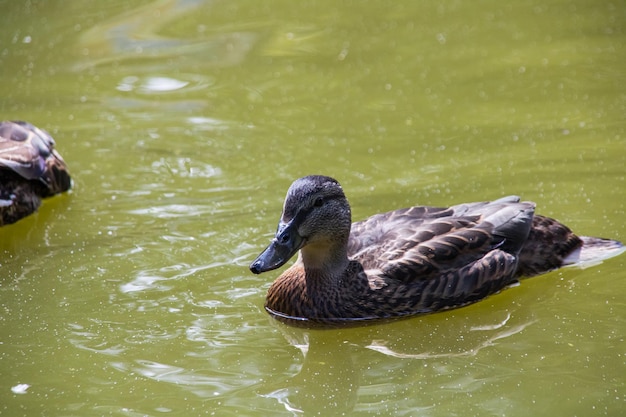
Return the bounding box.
[0,121,72,226]
[250,175,624,326]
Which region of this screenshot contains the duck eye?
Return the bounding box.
[313,197,324,207]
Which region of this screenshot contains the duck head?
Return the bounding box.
[250,175,352,274]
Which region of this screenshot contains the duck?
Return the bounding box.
[0,121,72,226]
[250,175,624,326]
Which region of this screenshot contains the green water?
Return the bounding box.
[1,0,625,416]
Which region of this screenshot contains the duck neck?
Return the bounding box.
[298,239,349,291]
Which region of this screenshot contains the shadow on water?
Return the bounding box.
[260,305,536,416]
[0,193,73,258]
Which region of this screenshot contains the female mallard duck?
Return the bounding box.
[250,175,624,326]
[0,121,72,226]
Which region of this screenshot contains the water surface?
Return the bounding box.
[1,1,625,416]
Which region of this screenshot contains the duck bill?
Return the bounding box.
[250,222,303,274]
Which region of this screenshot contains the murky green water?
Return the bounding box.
[1,0,625,416]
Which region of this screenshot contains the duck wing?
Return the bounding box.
[0,121,49,180]
[348,196,535,283]
[0,121,71,196]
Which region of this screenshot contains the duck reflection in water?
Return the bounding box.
[261,306,536,415]
[250,175,624,326]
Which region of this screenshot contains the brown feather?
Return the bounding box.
[0,121,71,226]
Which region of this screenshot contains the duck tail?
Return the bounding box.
[516,214,624,277]
[562,236,625,268]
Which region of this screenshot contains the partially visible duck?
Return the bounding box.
[250,175,624,326]
[0,121,72,226]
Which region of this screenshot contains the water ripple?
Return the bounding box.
[150,156,222,179]
[127,204,216,219]
[74,0,257,70]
